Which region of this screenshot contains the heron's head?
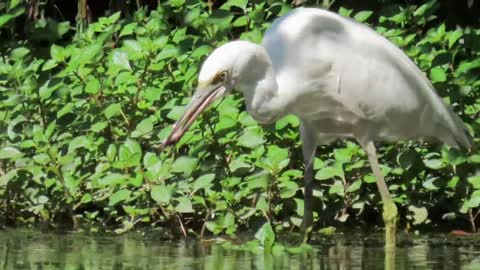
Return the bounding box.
[161,40,268,148]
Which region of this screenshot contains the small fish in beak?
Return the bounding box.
[161,84,226,150]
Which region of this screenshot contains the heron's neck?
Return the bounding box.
[238,48,288,124]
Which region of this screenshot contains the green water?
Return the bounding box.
[1,229,480,270]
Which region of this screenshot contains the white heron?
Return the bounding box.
[161,7,473,250]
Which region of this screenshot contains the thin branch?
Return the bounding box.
[200,209,211,238]
[177,214,187,237]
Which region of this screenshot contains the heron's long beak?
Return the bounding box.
[161,84,225,149]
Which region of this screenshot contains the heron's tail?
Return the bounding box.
[439,105,474,152]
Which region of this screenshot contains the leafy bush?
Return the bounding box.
[0,0,479,237]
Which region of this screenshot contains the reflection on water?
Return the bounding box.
[1,229,480,270]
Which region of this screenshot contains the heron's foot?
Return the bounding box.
[382,200,398,251]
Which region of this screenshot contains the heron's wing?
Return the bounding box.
[263,8,472,149]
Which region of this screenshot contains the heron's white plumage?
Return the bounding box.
[261,7,471,148]
[194,7,471,149]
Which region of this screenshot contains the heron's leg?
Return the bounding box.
[300,125,317,236]
[301,146,316,234]
[363,141,397,268]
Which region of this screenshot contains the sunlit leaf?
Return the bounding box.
[175,196,194,213]
[408,205,428,225]
[430,67,446,83]
[109,190,132,206]
[0,147,24,160]
[254,222,275,248]
[354,11,373,22]
[151,185,172,204]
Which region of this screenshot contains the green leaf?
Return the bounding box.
[69,43,102,69]
[333,148,352,163]
[131,118,153,138]
[91,121,108,132]
[123,40,143,60]
[151,185,172,204]
[124,138,142,156]
[171,156,198,176]
[175,197,194,213]
[0,169,17,186]
[39,79,62,100]
[408,205,428,225]
[461,191,480,213]
[413,1,436,16]
[279,181,298,198]
[456,59,480,75]
[10,47,30,60]
[111,50,132,71]
[338,7,353,17]
[422,177,440,190]
[286,243,314,254]
[468,155,480,164]
[397,149,418,170]
[0,14,15,28]
[423,156,445,170]
[208,9,234,31]
[354,11,373,22]
[221,0,248,10]
[363,174,376,183]
[166,105,186,121]
[430,67,447,83]
[120,22,138,37]
[80,194,92,204]
[233,16,248,27]
[275,115,299,130]
[258,145,290,174]
[0,147,24,160]
[156,44,178,60]
[315,166,343,180]
[42,59,58,71]
[170,0,185,7]
[33,153,50,165]
[193,174,215,191]
[347,179,362,192]
[109,190,132,206]
[468,176,480,189]
[318,226,336,235]
[238,128,264,149]
[85,78,101,94]
[254,222,275,249]
[98,173,128,187]
[57,103,74,118]
[104,103,122,119]
[51,44,66,62]
[448,30,463,48]
[447,176,459,189]
[9,0,22,9]
[68,135,90,152]
[329,180,345,196]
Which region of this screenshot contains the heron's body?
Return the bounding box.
[163,7,472,259]
[251,7,471,149]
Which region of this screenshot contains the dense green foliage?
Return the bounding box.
[1,0,480,239]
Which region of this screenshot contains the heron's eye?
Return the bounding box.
[213,71,228,84]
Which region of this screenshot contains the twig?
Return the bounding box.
[134,58,151,106]
[177,214,187,237]
[469,209,477,233]
[200,209,211,238]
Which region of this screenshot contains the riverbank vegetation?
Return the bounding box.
[1,0,480,239]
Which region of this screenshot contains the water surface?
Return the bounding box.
[1,229,480,269]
